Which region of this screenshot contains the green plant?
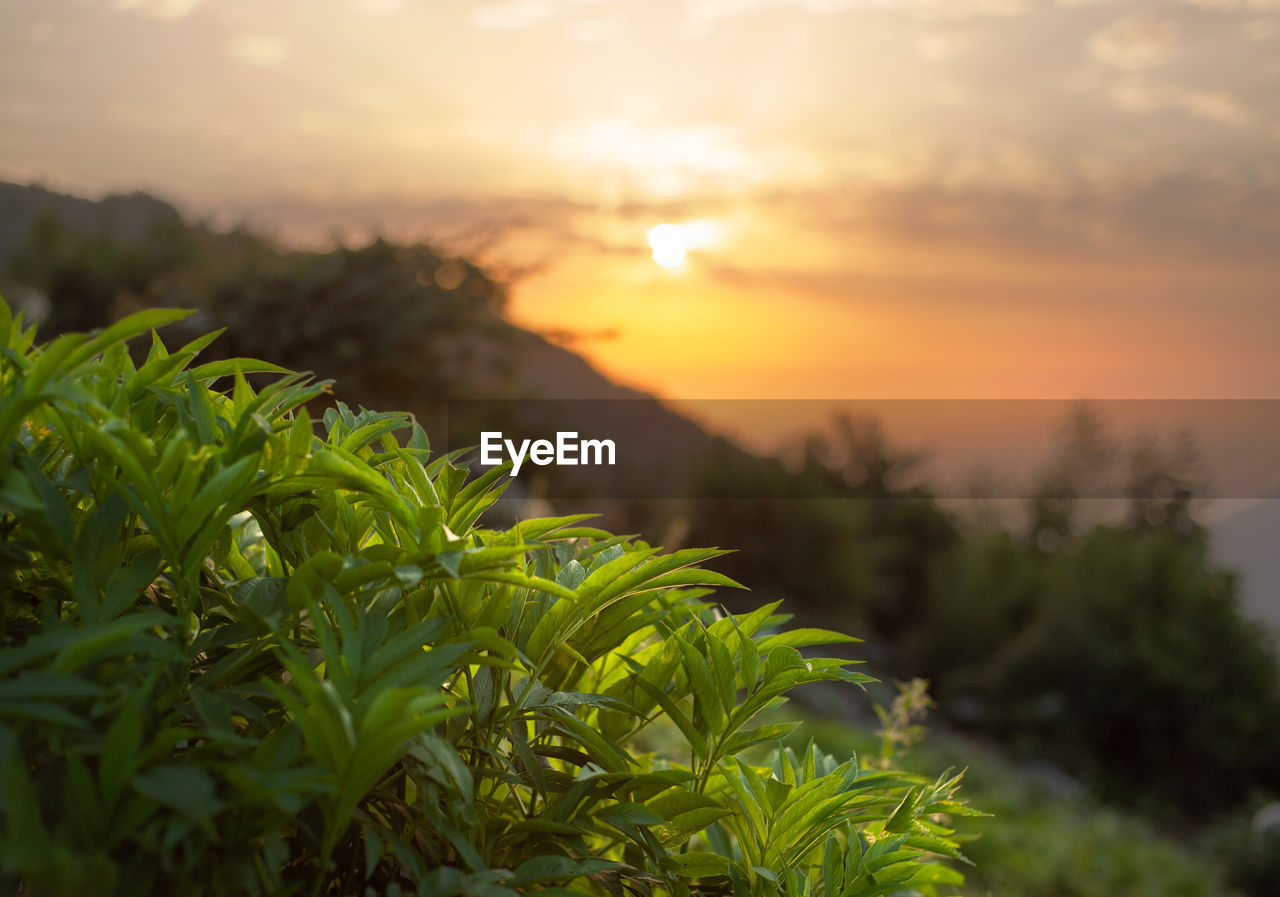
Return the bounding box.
[872,679,935,770]
[0,296,975,896]
[792,718,1242,897]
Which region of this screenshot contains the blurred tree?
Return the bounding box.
[891,404,1278,820]
[914,523,1280,819]
[5,203,191,337]
[1123,429,1202,538]
[1026,402,1118,550]
[687,414,956,666]
[164,238,511,407]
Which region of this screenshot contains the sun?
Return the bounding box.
[648,223,687,269]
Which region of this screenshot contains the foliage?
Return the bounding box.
[871,679,934,770]
[902,526,1280,818]
[1025,402,1203,548]
[1,191,519,418]
[4,202,191,337]
[167,238,509,402]
[696,405,1280,826]
[686,419,956,657]
[793,714,1242,897]
[0,297,975,896]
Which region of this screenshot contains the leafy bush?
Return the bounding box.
[902,528,1280,818]
[793,717,1242,897]
[0,297,975,896]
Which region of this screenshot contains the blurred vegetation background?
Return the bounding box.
[4,179,1279,895]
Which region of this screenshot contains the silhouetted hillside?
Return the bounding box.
[0,181,182,266]
[0,179,762,521]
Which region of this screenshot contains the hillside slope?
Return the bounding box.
[0,180,182,265]
[0,180,760,512]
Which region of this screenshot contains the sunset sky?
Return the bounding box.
[2,0,1279,405]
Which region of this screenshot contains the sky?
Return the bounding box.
[2,0,1279,407]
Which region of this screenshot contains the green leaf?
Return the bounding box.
[556,559,587,590]
[667,852,731,879]
[133,765,224,824]
[101,550,162,621]
[756,627,859,651]
[100,683,152,806]
[762,645,806,683]
[597,802,665,828]
[884,788,919,833]
[823,835,843,896]
[63,307,193,371]
[512,855,619,886]
[545,707,632,774]
[633,677,707,761]
[187,357,292,383]
[50,612,178,673]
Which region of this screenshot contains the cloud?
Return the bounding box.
[473,0,559,29]
[1107,77,1253,126]
[547,119,784,196]
[683,0,779,19]
[1090,15,1180,70]
[113,0,203,19]
[230,32,293,66]
[939,0,1027,15]
[1184,0,1280,10]
[916,30,968,62]
[351,0,405,13]
[1110,76,1165,112]
[683,0,1026,19]
[472,0,613,31]
[749,169,1280,274]
[211,191,603,258]
[1178,89,1251,125]
[567,13,627,41]
[678,0,1033,37]
[1244,17,1279,37]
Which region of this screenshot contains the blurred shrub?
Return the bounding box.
[695,406,1280,825]
[5,202,191,336]
[687,416,957,664]
[3,203,513,406]
[180,239,508,397]
[905,525,1280,818]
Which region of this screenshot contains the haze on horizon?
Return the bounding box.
[2,0,1279,403]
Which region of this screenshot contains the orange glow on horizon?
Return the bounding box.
[506,215,1280,407]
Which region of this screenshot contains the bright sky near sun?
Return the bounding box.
[2,0,1279,403]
